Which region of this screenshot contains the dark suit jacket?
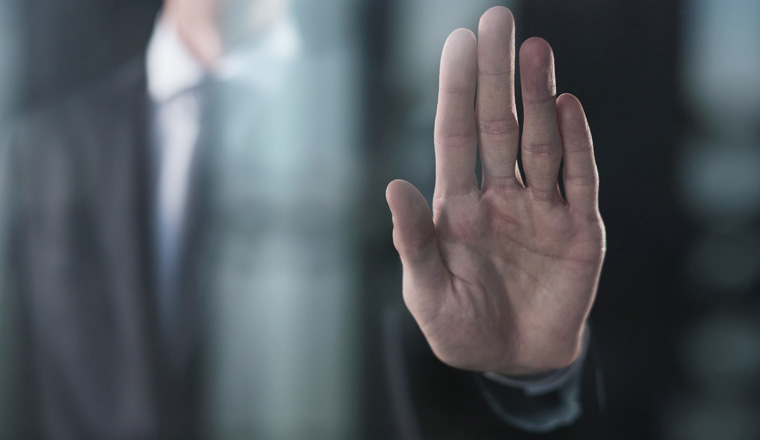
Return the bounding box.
[0,61,603,439]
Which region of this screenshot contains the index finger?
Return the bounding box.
[433,28,478,198]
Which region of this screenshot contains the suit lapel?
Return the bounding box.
[87,61,205,438]
[86,60,164,435]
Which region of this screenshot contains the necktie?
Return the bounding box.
[156,77,218,375]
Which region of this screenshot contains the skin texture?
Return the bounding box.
[386,6,606,376]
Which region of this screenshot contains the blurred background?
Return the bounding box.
[1,0,759,439]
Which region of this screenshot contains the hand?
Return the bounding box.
[385,7,605,376]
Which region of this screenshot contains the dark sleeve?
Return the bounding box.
[381,301,605,440]
[475,326,591,432]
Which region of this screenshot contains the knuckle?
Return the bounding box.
[434,130,474,148]
[483,176,522,191]
[523,140,560,155]
[523,94,556,106]
[564,173,598,188]
[528,185,558,202]
[563,142,593,154]
[478,116,519,139]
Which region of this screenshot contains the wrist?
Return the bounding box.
[484,324,591,396]
[493,323,588,377]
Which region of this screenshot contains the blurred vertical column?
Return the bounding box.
[0,0,21,120]
[668,1,760,439]
[0,0,23,435]
[202,0,364,439]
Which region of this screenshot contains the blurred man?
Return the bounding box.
[0,2,604,439]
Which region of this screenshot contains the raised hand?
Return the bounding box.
[386,7,605,376]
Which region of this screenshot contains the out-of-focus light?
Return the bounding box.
[678,139,760,223]
[0,1,22,118]
[682,232,760,298]
[663,394,760,440]
[679,314,760,393]
[681,0,760,138]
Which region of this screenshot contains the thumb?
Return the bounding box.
[385,180,445,283]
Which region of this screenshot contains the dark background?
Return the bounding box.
[8,0,759,439]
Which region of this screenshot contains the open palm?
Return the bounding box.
[386,7,605,376]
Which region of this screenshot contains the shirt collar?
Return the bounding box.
[146,13,301,104]
[146,15,205,103]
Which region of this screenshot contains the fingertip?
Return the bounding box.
[447,27,477,45]
[448,28,475,41]
[556,92,579,106]
[443,28,477,59]
[519,37,556,101]
[477,6,516,75]
[385,179,427,216]
[440,28,478,88]
[479,6,515,31]
[520,36,552,51]
[385,179,410,210]
[556,93,590,132]
[385,179,402,202]
[519,37,554,67]
[385,180,437,262]
[556,93,582,114]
